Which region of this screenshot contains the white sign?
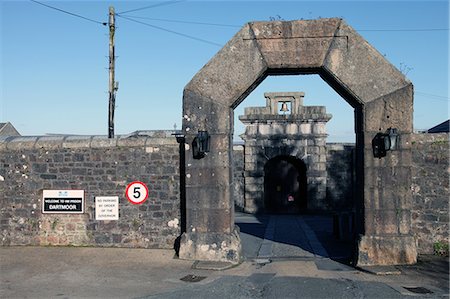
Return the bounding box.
[125,181,149,205]
[95,196,119,220]
[42,190,84,214]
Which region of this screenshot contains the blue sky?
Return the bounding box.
[1,0,448,142]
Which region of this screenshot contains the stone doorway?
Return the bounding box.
[180,18,416,266]
[264,156,307,214]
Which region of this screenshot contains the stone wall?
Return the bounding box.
[232,144,245,212]
[1,130,447,256]
[411,133,449,254]
[326,143,355,210]
[0,132,181,249]
[232,143,356,213]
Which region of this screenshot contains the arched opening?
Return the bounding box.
[180,18,416,266]
[264,156,307,214]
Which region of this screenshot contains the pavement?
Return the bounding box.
[1,213,448,298]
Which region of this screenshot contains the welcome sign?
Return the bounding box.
[42,190,84,214]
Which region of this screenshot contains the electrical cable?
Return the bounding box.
[120,15,241,28]
[415,91,450,102]
[117,14,222,47]
[28,0,450,96]
[116,0,186,15]
[358,28,448,32]
[30,0,107,26]
[114,14,449,32]
[29,0,449,33]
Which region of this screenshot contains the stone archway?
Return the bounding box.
[180,18,416,266]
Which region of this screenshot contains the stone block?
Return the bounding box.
[253,19,339,69]
[244,161,258,172]
[398,210,411,235]
[186,164,230,188]
[244,176,264,186]
[40,174,57,180]
[186,208,233,234]
[5,137,38,150]
[62,136,92,149]
[245,125,258,136]
[364,209,399,235]
[243,198,261,213]
[90,136,117,148]
[184,98,232,136]
[32,163,48,173]
[357,235,417,266]
[299,123,312,134]
[185,185,231,210]
[323,20,410,104]
[179,227,241,264]
[258,124,271,136]
[373,88,414,133]
[312,123,326,134]
[184,23,267,108]
[35,136,64,150]
[285,124,298,135]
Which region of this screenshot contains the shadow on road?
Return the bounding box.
[235,212,354,265]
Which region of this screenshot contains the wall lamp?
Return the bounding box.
[192,130,210,159]
[372,128,399,158]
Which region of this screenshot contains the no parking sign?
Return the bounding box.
[125,181,149,205]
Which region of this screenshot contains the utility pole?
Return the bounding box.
[108,6,117,138]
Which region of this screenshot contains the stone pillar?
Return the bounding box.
[179,91,241,264]
[357,84,417,265]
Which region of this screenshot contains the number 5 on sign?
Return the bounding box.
[125,181,149,204]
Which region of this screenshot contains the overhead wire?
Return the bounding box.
[29,0,448,47]
[27,0,450,98]
[120,15,241,28]
[116,0,186,15]
[358,28,448,32]
[415,91,450,102]
[114,14,449,32]
[30,0,107,26]
[116,14,223,47]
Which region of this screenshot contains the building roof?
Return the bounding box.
[427,120,449,133]
[0,122,21,136]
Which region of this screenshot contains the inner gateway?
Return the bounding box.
[239,92,334,214]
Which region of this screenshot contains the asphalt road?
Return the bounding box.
[1,213,448,298]
[144,274,407,299]
[146,213,448,298]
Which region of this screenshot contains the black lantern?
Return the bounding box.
[192,130,210,159]
[372,127,399,158]
[372,132,388,158]
[386,128,399,151]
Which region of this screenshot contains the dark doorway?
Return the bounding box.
[264,156,307,214]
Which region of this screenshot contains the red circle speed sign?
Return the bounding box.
[125,181,149,204]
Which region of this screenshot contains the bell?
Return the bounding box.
[280,102,289,113]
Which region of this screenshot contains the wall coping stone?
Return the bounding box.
[412,132,449,143]
[0,130,178,150]
[326,143,356,150]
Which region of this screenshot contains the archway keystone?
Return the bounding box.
[180,18,416,266]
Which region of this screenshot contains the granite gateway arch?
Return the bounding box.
[180,18,416,266]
